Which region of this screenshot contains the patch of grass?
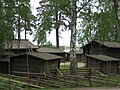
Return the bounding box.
[109,75,120,81]
[28,87,73,90]
[60,64,70,69]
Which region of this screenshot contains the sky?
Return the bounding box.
[22,0,72,46]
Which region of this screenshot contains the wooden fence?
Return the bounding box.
[0,67,120,89]
[60,67,120,87]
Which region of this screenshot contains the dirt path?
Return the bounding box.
[60,62,85,68]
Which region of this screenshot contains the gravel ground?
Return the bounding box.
[60,62,85,68]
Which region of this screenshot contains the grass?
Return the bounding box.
[36,87,73,90]
[0,67,120,90]
[0,73,73,90]
[109,75,120,81]
[60,64,70,69]
[60,65,120,87]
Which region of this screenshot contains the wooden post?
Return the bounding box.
[26,54,30,88]
[88,68,92,86]
[8,41,13,90]
[76,75,79,86]
[107,61,109,75]
[8,53,11,90]
[64,75,66,86]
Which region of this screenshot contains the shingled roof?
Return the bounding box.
[11,52,63,60]
[84,40,120,48]
[95,40,120,48]
[5,39,38,49]
[37,47,65,53]
[86,55,120,61]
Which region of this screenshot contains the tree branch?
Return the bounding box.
[77,0,91,13]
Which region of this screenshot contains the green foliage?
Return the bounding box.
[35,0,120,47]
[77,0,119,45]
[0,0,14,55]
[0,0,35,54]
[33,29,47,46]
[34,0,70,46]
[13,0,36,39]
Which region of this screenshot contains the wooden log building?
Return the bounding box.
[82,40,120,74]
[86,55,120,75]
[83,40,120,59]
[0,39,38,74]
[0,52,15,74]
[10,52,63,76]
[5,39,38,54]
[37,47,66,62]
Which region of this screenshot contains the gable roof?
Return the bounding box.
[3,52,15,56]
[86,55,120,61]
[11,52,63,60]
[83,40,120,48]
[5,39,38,49]
[37,47,65,53]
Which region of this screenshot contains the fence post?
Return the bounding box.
[76,68,79,87]
[88,68,92,87]
[63,75,65,86]
[76,75,79,87]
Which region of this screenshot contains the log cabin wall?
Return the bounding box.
[86,57,101,70]
[102,61,118,75]
[11,55,27,73]
[27,56,44,73]
[10,54,61,76]
[11,55,46,75]
[86,56,119,74]
[83,40,120,59]
[84,40,120,75]
[46,60,59,70]
[108,48,120,59]
[84,42,108,55]
[0,62,8,74]
[45,59,60,75]
[89,47,108,55]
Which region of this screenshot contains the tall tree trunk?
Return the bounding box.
[70,0,78,75]
[55,11,59,48]
[18,16,21,40]
[56,28,59,48]
[24,1,27,40]
[17,2,21,51]
[25,18,27,39]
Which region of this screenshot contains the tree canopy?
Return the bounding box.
[0,0,120,49]
[34,0,70,46]
[0,0,35,54]
[77,0,119,45]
